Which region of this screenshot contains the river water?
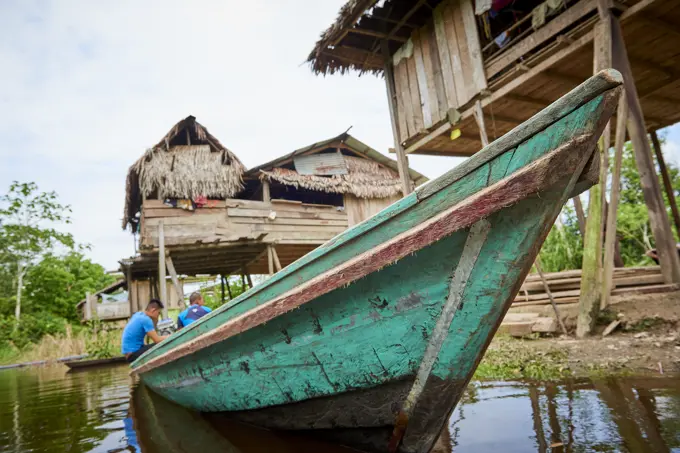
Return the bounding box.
[0,364,679,452]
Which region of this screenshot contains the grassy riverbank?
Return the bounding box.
[0,326,122,366]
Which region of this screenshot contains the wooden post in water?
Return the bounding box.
[650,130,680,237]
[611,14,680,284]
[577,8,611,337]
[382,40,413,196]
[602,93,627,308]
[158,221,168,318]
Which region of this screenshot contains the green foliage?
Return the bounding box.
[23,253,115,321]
[85,320,117,359]
[538,135,679,271]
[0,313,67,349]
[539,205,583,272]
[0,181,76,320]
[201,277,249,310]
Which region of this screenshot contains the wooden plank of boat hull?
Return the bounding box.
[132,87,619,376]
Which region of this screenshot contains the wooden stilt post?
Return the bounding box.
[271,246,282,272]
[164,255,185,308]
[577,10,612,337]
[240,273,246,291]
[158,220,168,318]
[220,275,225,304]
[473,100,490,147]
[267,245,274,275]
[246,273,253,288]
[611,16,680,284]
[382,40,413,196]
[602,93,628,308]
[650,130,680,237]
[573,196,586,237]
[226,275,233,300]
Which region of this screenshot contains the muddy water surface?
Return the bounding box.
[0,364,678,452]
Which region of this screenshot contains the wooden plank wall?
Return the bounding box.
[393,0,486,144]
[140,199,349,248]
[344,194,402,227]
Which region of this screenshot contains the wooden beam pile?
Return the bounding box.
[513,266,676,308]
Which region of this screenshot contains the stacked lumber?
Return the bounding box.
[513,266,675,308]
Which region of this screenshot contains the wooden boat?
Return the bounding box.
[64,356,127,370]
[131,70,622,453]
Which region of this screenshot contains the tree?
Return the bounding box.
[24,253,116,321]
[0,182,75,321]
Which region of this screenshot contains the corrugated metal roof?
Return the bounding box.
[293,153,348,175]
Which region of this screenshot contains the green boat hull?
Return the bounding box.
[132,70,622,453]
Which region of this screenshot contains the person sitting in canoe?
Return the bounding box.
[177,292,212,329]
[121,299,168,363]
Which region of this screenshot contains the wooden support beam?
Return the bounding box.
[267,245,274,275]
[226,276,233,300]
[577,11,612,338]
[158,220,168,318]
[220,275,225,304]
[650,130,680,237]
[612,16,680,284]
[473,100,490,146]
[165,255,185,308]
[534,258,568,335]
[348,28,407,42]
[629,56,675,79]
[573,196,586,237]
[603,93,628,308]
[543,70,583,86]
[262,180,271,202]
[85,292,92,321]
[382,40,413,195]
[271,246,282,272]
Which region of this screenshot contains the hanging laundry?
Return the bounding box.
[193,195,208,208]
[494,31,510,48]
[532,0,566,30]
[164,198,196,211]
[475,0,492,15]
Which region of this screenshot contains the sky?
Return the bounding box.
[1,0,680,271]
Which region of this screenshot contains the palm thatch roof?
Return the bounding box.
[123,116,245,230]
[307,0,440,75]
[247,132,427,198]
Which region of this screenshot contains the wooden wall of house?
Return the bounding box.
[140,199,348,249]
[344,194,402,227]
[392,0,486,144]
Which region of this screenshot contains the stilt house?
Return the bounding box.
[120,119,424,315]
[309,0,680,335]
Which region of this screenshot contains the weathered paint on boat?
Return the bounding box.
[131,70,622,453]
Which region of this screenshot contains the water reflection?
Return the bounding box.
[0,364,678,453]
[448,377,680,452]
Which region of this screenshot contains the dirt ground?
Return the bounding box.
[487,291,680,377]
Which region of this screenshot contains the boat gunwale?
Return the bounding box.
[132,69,622,370]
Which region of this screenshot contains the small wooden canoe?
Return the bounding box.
[64,356,127,370]
[131,70,622,453]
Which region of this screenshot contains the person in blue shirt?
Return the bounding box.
[121,299,168,363]
[177,292,212,329]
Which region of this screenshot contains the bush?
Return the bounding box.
[0,313,68,349]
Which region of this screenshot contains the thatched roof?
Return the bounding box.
[247,132,427,198]
[307,0,441,75]
[123,116,245,230]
